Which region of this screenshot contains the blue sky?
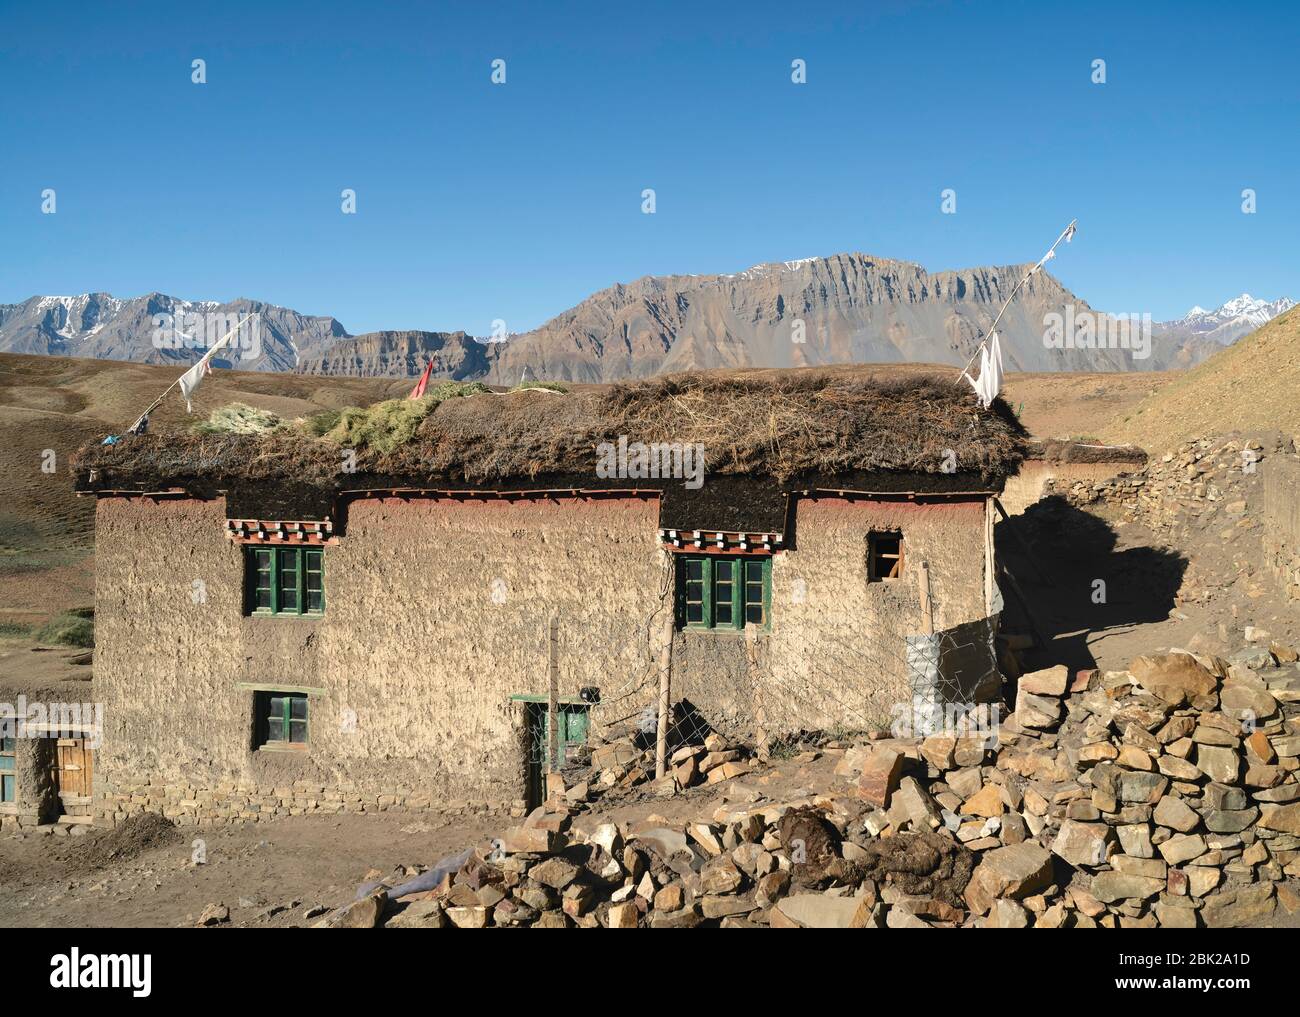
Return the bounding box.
[1,0,1296,334]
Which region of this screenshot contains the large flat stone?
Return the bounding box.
[774,893,874,929]
[1091,871,1164,903]
[964,843,1054,914]
[1128,653,1218,706]
[1258,802,1300,834]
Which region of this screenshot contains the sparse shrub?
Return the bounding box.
[193,403,283,435]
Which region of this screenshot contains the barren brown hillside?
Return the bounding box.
[1103,305,1300,454]
[0,354,405,630]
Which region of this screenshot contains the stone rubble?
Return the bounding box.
[314,639,1300,929]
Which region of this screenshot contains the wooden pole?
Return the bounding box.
[125,313,254,433]
[654,601,673,779]
[746,626,769,761]
[954,219,1077,384]
[547,614,559,774]
[917,560,934,635]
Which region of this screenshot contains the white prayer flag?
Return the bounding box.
[963,331,1004,409]
[177,320,240,412]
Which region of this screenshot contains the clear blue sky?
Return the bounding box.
[1,0,1296,334]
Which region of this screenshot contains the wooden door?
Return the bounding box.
[524,704,590,810]
[55,738,93,798]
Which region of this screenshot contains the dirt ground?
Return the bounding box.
[0,751,852,928]
[3,739,1294,929]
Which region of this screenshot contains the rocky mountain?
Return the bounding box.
[481,255,1192,383]
[0,293,348,372]
[1153,293,1296,349]
[294,329,493,379]
[6,260,1279,383]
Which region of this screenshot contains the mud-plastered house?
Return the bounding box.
[61,372,1026,827]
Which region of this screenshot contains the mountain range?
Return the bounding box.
[1,258,1291,382]
[1151,294,1296,349]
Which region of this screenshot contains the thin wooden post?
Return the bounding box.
[747,626,769,762]
[917,560,934,635]
[654,602,673,779]
[984,497,998,616]
[547,614,559,773]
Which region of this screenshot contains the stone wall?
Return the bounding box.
[0,736,57,832]
[999,459,1140,516]
[99,775,519,828]
[1264,455,1300,601]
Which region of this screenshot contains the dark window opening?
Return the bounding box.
[255,691,309,749]
[868,532,904,582]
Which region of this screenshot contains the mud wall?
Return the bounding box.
[674,495,992,737]
[1263,455,1300,601]
[999,460,1139,515]
[93,489,993,826]
[92,493,666,827]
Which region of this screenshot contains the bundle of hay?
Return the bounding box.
[193,403,283,435]
[323,383,490,454]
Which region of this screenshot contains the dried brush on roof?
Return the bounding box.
[73,371,1027,491]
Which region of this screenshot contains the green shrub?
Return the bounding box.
[0,621,32,638]
[34,613,94,648]
[299,408,343,437]
[193,403,283,435]
[324,382,490,454]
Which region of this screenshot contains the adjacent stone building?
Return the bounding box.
[69,372,1026,826]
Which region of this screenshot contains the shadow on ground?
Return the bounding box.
[996,497,1188,673]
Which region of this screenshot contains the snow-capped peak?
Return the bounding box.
[1159,292,1295,347]
[1177,293,1294,327]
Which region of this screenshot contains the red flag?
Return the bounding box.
[408,360,434,400]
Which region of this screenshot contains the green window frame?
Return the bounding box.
[0,735,15,803]
[676,554,771,631]
[255,691,309,749]
[246,546,325,616]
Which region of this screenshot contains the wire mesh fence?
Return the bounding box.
[656,613,1002,758]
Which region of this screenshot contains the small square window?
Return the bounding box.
[868,532,904,582]
[676,554,771,630]
[255,691,309,749]
[246,546,325,617]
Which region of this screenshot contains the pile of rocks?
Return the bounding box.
[1054,434,1277,538]
[564,729,755,804]
[975,646,1300,927]
[316,642,1300,929]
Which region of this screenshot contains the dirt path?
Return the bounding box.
[0,750,846,928]
[0,811,500,928]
